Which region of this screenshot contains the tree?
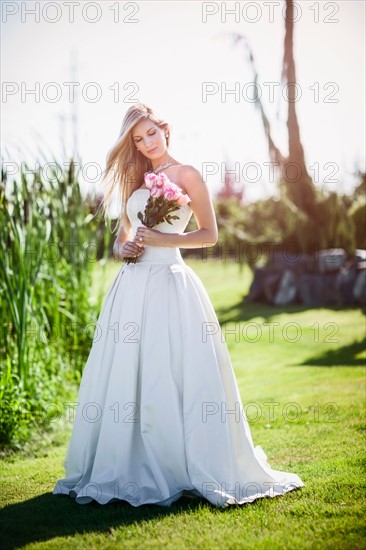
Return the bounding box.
[222,0,355,255]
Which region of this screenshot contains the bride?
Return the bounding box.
[53,103,305,508]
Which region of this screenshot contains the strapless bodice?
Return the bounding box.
[126,189,193,264]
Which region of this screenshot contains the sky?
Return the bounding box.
[1,0,365,216]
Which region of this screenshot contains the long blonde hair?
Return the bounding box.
[98,103,171,235]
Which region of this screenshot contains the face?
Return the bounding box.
[131,119,167,160]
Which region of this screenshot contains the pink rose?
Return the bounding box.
[177,193,191,206]
[163,185,180,201]
[158,172,170,186]
[150,183,164,198]
[144,172,157,189]
[155,175,164,187]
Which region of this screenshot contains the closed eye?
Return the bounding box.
[134,130,156,143]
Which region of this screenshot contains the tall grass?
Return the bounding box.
[0,156,111,450]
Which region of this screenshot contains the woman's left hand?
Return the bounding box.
[134,226,166,247]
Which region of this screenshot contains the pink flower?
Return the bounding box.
[158,172,170,186]
[155,175,164,187]
[176,193,191,206]
[144,172,157,189]
[150,183,164,197]
[163,185,180,201]
[143,170,190,205]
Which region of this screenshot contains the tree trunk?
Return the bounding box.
[229,0,317,218]
[282,0,317,217]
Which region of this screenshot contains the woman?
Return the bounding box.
[53,103,305,508]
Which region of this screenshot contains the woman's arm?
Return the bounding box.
[134,166,218,249]
[113,219,131,248]
[112,218,144,260]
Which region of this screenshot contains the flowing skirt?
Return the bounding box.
[53,250,305,507]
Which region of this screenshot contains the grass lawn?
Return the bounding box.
[1,258,365,549]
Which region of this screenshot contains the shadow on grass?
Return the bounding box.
[299,337,366,367]
[216,300,365,325]
[0,491,270,548]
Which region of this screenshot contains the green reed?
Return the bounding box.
[0,155,110,448]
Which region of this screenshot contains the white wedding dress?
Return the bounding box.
[53,187,305,508]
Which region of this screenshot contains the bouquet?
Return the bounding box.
[122,171,191,264]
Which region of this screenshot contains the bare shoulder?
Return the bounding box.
[178,165,206,194]
[179,164,204,180]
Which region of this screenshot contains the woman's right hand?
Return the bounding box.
[113,240,145,260]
